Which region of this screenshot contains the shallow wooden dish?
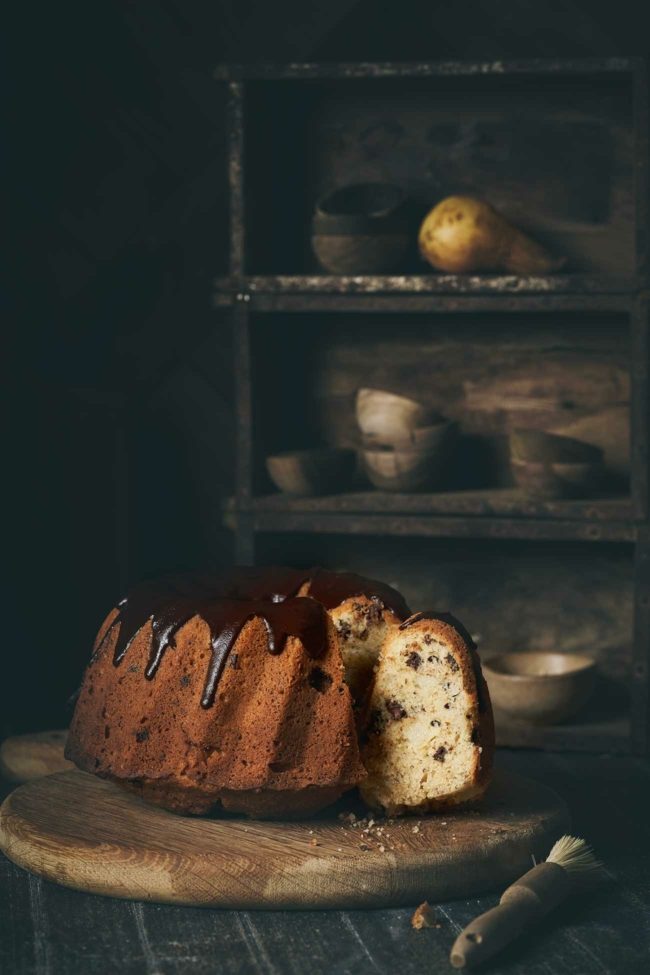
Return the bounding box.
[484,652,597,725]
[266,448,356,496]
[0,730,72,782]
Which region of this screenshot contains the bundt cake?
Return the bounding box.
[360,612,494,815]
[65,567,410,818]
[66,568,494,819]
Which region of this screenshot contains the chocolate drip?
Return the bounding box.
[215,567,306,603]
[199,597,327,709]
[107,578,197,675]
[202,565,411,619]
[99,578,329,710]
[306,568,410,619]
[399,610,488,712]
[98,566,409,709]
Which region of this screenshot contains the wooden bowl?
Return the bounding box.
[364,420,456,452]
[483,652,596,725]
[311,183,410,274]
[362,444,447,492]
[510,429,603,464]
[509,430,603,499]
[356,388,437,444]
[510,458,603,499]
[266,448,356,497]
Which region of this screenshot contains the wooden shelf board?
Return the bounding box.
[495,714,634,754]
[223,504,636,543]
[236,489,634,522]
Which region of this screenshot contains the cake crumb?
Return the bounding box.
[309,838,320,847]
[411,901,441,929]
[338,811,357,824]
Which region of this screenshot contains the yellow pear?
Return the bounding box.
[418,196,564,274]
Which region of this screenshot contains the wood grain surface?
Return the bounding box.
[0,732,71,783]
[3,751,649,975]
[0,768,569,909]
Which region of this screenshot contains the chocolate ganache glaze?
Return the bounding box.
[209,566,411,617]
[98,567,410,709]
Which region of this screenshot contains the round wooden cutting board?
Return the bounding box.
[0,768,569,909]
[0,731,72,783]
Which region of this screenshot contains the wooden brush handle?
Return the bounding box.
[450,861,570,969]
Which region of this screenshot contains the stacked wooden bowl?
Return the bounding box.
[509,429,604,499]
[356,388,456,492]
[266,448,356,496]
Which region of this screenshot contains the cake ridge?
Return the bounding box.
[100,585,329,710]
[96,566,409,713]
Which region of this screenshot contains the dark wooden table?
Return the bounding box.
[2,751,649,975]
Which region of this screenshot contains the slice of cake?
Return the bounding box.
[360,611,494,815]
[299,569,410,703]
[328,594,405,703]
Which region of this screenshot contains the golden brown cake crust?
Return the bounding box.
[66,610,365,818]
[66,567,410,819]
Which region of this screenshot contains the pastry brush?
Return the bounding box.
[450,835,601,969]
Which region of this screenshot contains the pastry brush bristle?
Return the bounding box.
[546,835,601,873]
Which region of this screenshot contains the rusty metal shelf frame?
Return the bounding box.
[216,290,640,313]
[214,274,641,301]
[215,57,642,82]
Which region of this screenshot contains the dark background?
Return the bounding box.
[6,0,648,735]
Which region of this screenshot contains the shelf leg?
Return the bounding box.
[632,527,650,754]
[234,514,255,565]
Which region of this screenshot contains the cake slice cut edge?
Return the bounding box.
[359,612,495,816]
[328,594,404,704]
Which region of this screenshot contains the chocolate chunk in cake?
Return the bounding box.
[386,699,407,720]
[406,651,422,670]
